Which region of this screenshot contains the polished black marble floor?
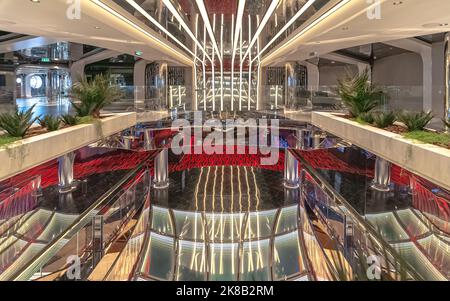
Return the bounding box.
[153,167,296,212]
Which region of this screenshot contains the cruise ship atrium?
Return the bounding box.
[0,0,449,282]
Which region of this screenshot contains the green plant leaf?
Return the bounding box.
[70,73,123,118]
[373,111,396,128]
[61,114,80,126]
[397,111,433,132]
[0,105,38,138]
[38,115,61,131]
[337,68,383,117]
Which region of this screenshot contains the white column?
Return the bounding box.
[421,49,433,112]
[371,157,391,192]
[284,150,299,189]
[302,61,319,92]
[154,148,169,189]
[58,152,76,192]
[134,59,149,110]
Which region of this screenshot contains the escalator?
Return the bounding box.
[0,156,152,281]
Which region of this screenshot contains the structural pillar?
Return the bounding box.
[144,129,155,151]
[58,152,76,192]
[284,150,299,189]
[313,132,321,149]
[296,129,305,149]
[154,148,169,189]
[134,59,149,111]
[371,156,391,191]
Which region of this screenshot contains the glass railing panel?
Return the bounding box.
[105,234,145,281]
[244,209,277,240]
[141,232,175,281]
[173,210,204,241]
[239,239,271,281]
[395,209,430,238]
[8,164,149,281]
[176,240,207,281]
[205,212,245,242]
[275,205,298,235]
[0,210,55,273]
[0,176,40,223]
[273,231,305,280]
[0,210,35,241]
[365,213,409,243]
[36,213,78,243]
[393,241,446,281]
[297,155,421,280]
[209,243,239,281]
[15,209,54,238]
[0,239,28,273]
[417,235,450,279]
[151,206,174,236]
[300,230,333,281]
[104,204,151,281]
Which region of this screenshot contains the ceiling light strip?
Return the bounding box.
[252,0,317,64]
[125,0,202,61]
[91,0,191,65]
[162,0,212,62]
[243,0,279,61]
[196,0,222,62]
[232,0,246,60]
[261,0,351,64]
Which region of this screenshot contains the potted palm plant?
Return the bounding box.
[70,73,123,118]
[336,68,384,118]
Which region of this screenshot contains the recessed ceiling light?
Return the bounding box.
[94,26,101,30]
[30,0,40,3]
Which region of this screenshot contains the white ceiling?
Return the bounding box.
[262,0,450,66]
[0,0,192,66]
[0,0,450,68]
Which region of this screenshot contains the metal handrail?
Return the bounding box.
[294,151,424,281]
[8,160,149,281]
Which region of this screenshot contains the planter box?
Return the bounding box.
[0,112,136,181]
[312,112,450,191]
[137,111,169,123]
